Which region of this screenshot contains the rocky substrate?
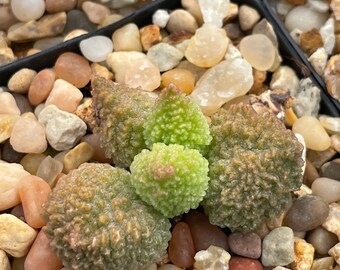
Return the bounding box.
[0,0,339,270]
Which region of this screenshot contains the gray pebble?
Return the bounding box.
[320,158,340,181]
[63,9,96,34]
[306,227,339,255]
[12,93,33,114]
[311,177,340,203]
[228,232,261,259]
[261,226,295,267]
[283,195,329,232]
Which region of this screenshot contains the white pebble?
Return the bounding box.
[198,0,230,28]
[11,0,45,22]
[38,105,87,151]
[80,35,113,62]
[320,18,335,55]
[152,9,170,28]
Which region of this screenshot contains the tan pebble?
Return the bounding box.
[10,117,47,154]
[18,175,51,228]
[249,69,267,95]
[177,60,207,81]
[181,0,203,25]
[0,249,10,270]
[8,68,37,94]
[292,116,331,151]
[100,14,124,27]
[0,214,37,257]
[322,203,340,240]
[107,51,161,91]
[140,24,162,51]
[25,229,63,270]
[63,142,94,173]
[55,52,91,88]
[310,257,335,270]
[0,92,20,115]
[289,238,314,270]
[45,79,83,113]
[28,69,55,106]
[20,153,47,175]
[284,107,298,127]
[26,48,41,56]
[161,68,195,94]
[0,162,30,211]
[328,242,340,265]
[324,55,340,101]
[63,29,88,41]
[45,0,77,13]
[239,5,261,31]
[167,9,198,34]
[81,133,112,163]
[75,98,95,129]
[91,63,113,80]
[185,23,229,68]
[300,28,324,57]
[0,114,20,143]
[331,134,340,152]
[0,46,17,66]
[7,12,67,42]
[112,23,143,52]
[82,1,111,24]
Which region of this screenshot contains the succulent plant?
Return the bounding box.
[202,104,304,232]
[44,163,171,270]
[91,76,155,168]
[143,84,212,152]
[130,143,210,218]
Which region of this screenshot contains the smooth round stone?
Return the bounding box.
[8,68,37,94]
[168,222,195,268]
[82,1,110,24]
[28,69,55,106]
[185,210,229,252]
[185,23,229,68]
[10,117,47,154]
[81,133,112,163]
[283,195,329,232]
[311,177,340,203]
[229,256,263,270]
[167,9,198,34]
[161,68,195,94]
[80,35,113,62]
[306,227,339,255]
[63,9,96,34]
[285,5,329,32]
[12,93,32,114]
[62,142,94,173]
[292,116,331,151]
[63,29,88,41]
[11,0,45,22]
[45,0,76,13]
[24,230,63,270]
[239,5,261,31]
[112,23,143,52]
[45,79,83,112]
[319,115,340,135]
[2,140,25,163]
[228,233,261,259]
[320,159,340,181]
[0,163,30,211]
[0,92,20,115]
[55,52,91,88]
[239,34,276,71]
[18,175,51,228]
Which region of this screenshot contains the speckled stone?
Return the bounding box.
[8,68,37,94]
[228,232,261,259]
[284,195,329,232]
[289,238,314,270]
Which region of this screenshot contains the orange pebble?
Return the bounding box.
[161,68,196,94]
[18,175,51,228]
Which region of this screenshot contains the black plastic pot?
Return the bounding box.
[0,0,338,116]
